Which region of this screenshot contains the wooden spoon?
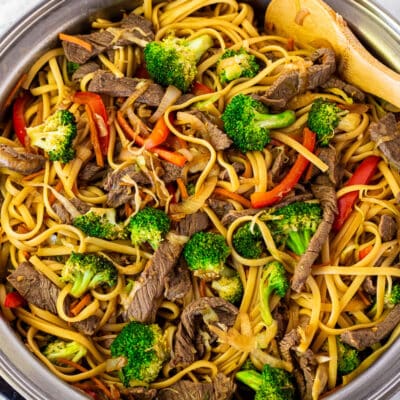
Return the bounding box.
[265,0,400,108]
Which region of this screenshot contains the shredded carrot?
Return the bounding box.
[16,224,29,234]
[176,178,189,200]
[286,38,295,51]
[57,358,112,399]
[357,290,371,307]
[199,279,207,297]
[213,187,252,208]
[303,159,314,183]
[86,105,104,167]
[48,180,64,205]
[70,293,92,316]
[22,251,30,259]
[22,169,45,181]
[124,203,133,216]
[116,111,144,145]
[2,73,27,111]
[359,245,373,260]
[58,33,93,52]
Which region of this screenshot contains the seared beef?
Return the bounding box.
[164,260,192,301]
[158,373,236,400]
[362,276,376,296]
[78,162,107,183]
[340,303,400,350]
[87,70,164,106]
[270,146,289,183]
[170,297,238,368]
[310,147,341,187]
[71,61,100,82]
[121,387,157,400]
[369,113,400,170]
[70,197,91,214]
[52,201,73,224]
[176,211,209,237]
[291,175,338,292]
[207,198,235,219]
[256,48,336,109]
[218,161,245,180]
[160,160,183,183]
[220,193,314,226]
[279,328,301,362]
[379,214,397,242]
[7,263,99,335]
[123,240,183,323]
[298,349,318,400]
[0,144,45,175]
[62,14,154,64]
[320,76,366,103]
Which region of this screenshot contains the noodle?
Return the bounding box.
[1,0,400,399]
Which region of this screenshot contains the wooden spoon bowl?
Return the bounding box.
[265,0,400,108]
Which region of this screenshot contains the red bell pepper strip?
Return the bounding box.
[333,155,380,232]
[192,81,214,95]
[251,128,316,208]
[12,94,30,146]
[73,92,109,155]
[4,292,26,308]
[144,115,171,150]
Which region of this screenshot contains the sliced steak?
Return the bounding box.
[7,262,99,335]
[291,175,338,292]
[158,373,235,400]
[164,260,192,302]
[160,160,183,183]
[78,162,107,183]
[0,144,45,175]
[62,14,154,64]
[170,297,238,368]
[340,303,400,350]
[121,387,157,400]
[369,113,400,170]
[71,61,100,82]
[207,198,235,219]
[88,70,164,106]
[320,76,365,103]
[218,161,245,181]
[310,147,341,187]
[379,214,397,242]
[256,48,336,109]
[297,349,318,400]
[176,211,209,237]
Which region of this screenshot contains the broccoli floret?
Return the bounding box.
[62,252,118,298]
[144,34,213,92]
[110,321,168,386]
[221,94,295,153]
[232,222,264,259]
[73,208,127,240]
[307,98,348,146]
[386,283,400,306]
[183,231,230,280]
[211,268,243,305]
[67,61,80,76]
[267,201,322,256]
[26,109,77,163]
[337,338,361,375]
[236,363,296,400]
[43,339,87,365]
[217,48,259,84]
[259,260,289,327]
[127,207,170,250]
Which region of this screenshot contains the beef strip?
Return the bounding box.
[78,162,107,183]
[256,48,336,109]
[207,198,235,219]
[379,214,397,242]
[160,160,183,183]
[158,373,236,400]
[0,144,45,175]
[71,61,100,82]
[279,328,301,363]
[164,259,192,302]
[291,175,338,292]
[62,14,154,64]
[87,70,164,106]
[298,349,318,400]
[320,76,366,103]
[362,276,377,296]
[218,161,245,180]
[341,303,400,350]
[121,387,157,400]
[220,193,314,226]
[369,113,400,170]
[52,197,91,224]
[170,297,238,368]
[7,262,99,335]
[310,147,341,187]
[123,212,209,322]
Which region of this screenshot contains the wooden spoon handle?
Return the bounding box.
[265,0,400,108]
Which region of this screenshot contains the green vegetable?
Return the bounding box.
[217,48,259,84]
[307,98,347,146]
[337,338,361,375]
[144,34,213,92]
[211,268,243,305]
[259,260,289,327]
[67,61,80,76]
[183,231,230,280]
[386,282,400,306]
[26,109,77,163]
[267,201,322,255]
[73,208,127,240]
[110,321,168,386]
[236,363,296,400]
[127,207,170,250]
[43,339,87,365]
[232,221,264,259]
[221,94,295,153]
[62,252,117,298]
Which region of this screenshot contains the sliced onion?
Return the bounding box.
[170,175,217,214]
[149,85,182,124]
[106,356,127,372]
[295,8,310,25]
[176,111,207,134]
